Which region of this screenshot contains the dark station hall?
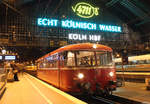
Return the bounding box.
[0,0,150,104]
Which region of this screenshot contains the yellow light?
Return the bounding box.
[43,63,46,66]
[2,49,6,54]
[78,73,84,79]
[109,72,114,77]
[93,44,97,49]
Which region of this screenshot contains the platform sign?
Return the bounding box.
[5,56,16,60]
[0,56,2,60]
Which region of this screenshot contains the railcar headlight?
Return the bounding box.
[93,44,97,49]
[109,72,114,77]
[78,73,84,79]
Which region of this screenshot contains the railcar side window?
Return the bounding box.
[65,51,75,66]
[47,54,58,68]
[38,54,59,69]
[39,62,43,68]
[59,52,66,67]
[76,51,96,67]
[96,52,113,66]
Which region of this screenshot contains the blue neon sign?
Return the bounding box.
[38,18,58,27]
[37,18,122,33]
[99,24,121,32]
[61,20,97,30]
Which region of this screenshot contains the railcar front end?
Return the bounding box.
[59,50,116,95]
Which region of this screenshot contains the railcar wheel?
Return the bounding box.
[107,90,112,96]
[104,88,112,96]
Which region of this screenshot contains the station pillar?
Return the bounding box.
[121,50,128,86]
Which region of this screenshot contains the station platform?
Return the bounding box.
[0,73,87,104]
[113,82,150,104]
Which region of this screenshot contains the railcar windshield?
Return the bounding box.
[96,51,113,66]
[76,51,96,66]
[64,51,113,67]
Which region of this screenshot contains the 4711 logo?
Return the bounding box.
[72,2,99,18]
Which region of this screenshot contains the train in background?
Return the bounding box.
[115,54,150,72]
[24,64,37,76]
[24,65,37,71]
[36,43,116,95]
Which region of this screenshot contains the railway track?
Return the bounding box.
[73,95,142,104]
[91,96,118,104]
[106,95,142,104]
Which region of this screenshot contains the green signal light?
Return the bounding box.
[72,2,99,18]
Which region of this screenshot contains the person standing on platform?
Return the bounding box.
[10,63,19,81]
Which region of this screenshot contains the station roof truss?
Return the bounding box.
[0,0,150,60]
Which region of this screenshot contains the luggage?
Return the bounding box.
[7,69,14,81]
[13,69,18,73]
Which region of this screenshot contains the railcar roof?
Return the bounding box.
[37,43,112,62]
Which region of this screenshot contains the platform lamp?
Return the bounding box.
[145,42,150,50]
[2,49,6,55]
[116,53,120,58]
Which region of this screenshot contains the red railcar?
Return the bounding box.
[36,43,116,95]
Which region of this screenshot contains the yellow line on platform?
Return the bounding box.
[25,76,53,104]
[26,73,87,104]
